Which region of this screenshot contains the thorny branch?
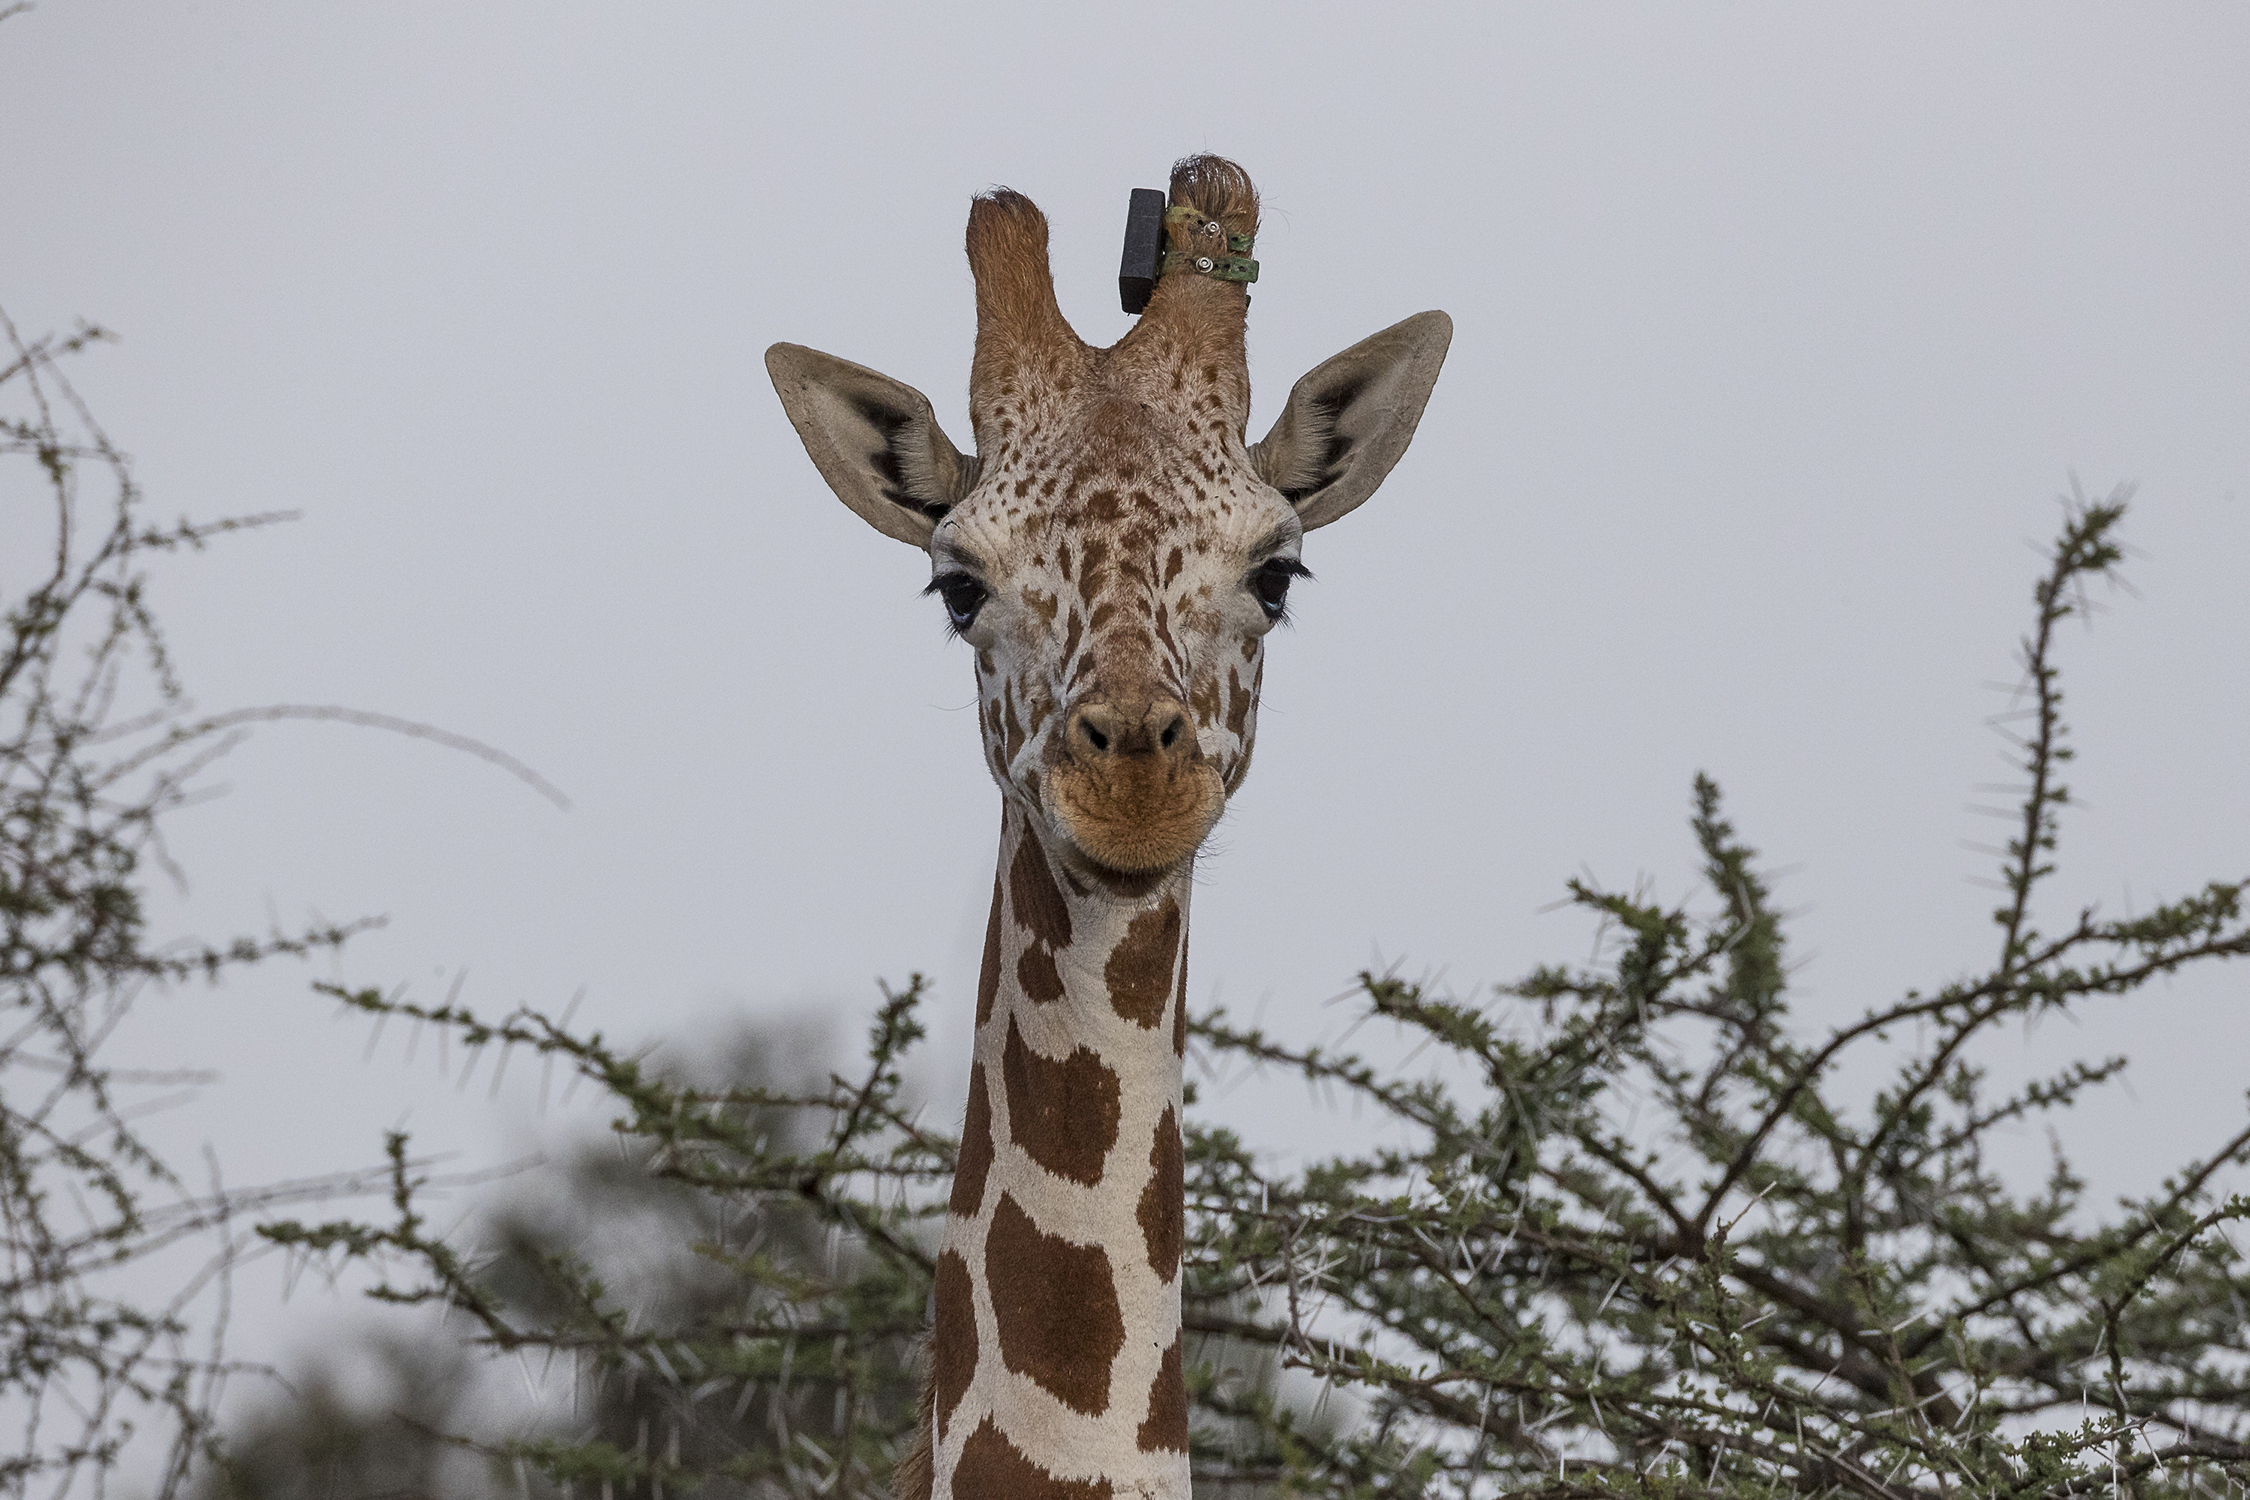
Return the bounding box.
[274,488,2250,1500]
[0,307,417,1496]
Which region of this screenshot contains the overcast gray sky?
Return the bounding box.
[3,0,2246,1422]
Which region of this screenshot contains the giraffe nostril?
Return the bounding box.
[1158,717,1183,750]
[1083,720,1110,753]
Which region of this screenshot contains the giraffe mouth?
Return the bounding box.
[1045,759,1224,876]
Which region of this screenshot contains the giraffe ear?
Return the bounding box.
[1247,311,1452,532]
[766,344,980,548]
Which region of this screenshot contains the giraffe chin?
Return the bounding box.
[1045,763,1223,879]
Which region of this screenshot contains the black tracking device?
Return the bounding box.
[1118,187,1166,314]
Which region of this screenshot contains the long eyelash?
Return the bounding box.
[1267,558,1312,627]
[924,573,985,641]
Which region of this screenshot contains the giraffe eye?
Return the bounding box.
[1250,557,1311,623]
[925,572,989,633]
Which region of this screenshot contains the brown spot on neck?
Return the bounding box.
[1010,833,1072,950]
[978,873,1003,1026]
[1135,1336,1187,1453]
[1105,898,1182,1029]
[950,1063,994,1218]
[1171,903,1192,1056]
[1002,1017,1120,1186]
[985,1195,1126,1417]
[953,1416,1113,1500]
[1016,944,1065,1004]
[932,1250,977,1438]
[1136,1104,1184,1283]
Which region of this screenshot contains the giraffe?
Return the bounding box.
[767,156,1449,1500]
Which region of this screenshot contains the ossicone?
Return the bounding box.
[966,189,1086,448]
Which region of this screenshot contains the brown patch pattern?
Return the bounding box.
[951,1064,994,1218]
[932,1250,977,1437]
[1137,1105,1184,1282]
[1009,832,1072,949]
[1135,1336,1188,1453]
[1016,944,1065,1004]
[1002,1017,1120,1186]
[986,1194,1126,1416]
[1172,933,1189,1058]
[1105,898,1182,1028]
[954,1416,1114,1500]
[1225,664,1250,738]
[978,874,1002,1026]
[1009,833,1074,1006]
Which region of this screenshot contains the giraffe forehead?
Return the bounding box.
[949,387,1289,551]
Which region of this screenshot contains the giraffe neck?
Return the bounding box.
[928,801,1191,1500]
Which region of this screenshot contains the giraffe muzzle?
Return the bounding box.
[1046,695,1221,875]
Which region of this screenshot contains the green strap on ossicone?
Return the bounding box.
[1160,250,1259,284]
[1161,205,1259,285]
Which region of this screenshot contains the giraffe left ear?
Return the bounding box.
[1247,310,1452,532]
[766,344,979,548]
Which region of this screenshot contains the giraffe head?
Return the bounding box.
[770,157,1449,886]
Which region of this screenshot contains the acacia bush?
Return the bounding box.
[0,307,386,1495]
[268,491,2250,1500]
[197,1020,884,1499]
[0,304,549,1497]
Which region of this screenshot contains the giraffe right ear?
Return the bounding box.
[766,344,980,548]
[1247,310,1452,532]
